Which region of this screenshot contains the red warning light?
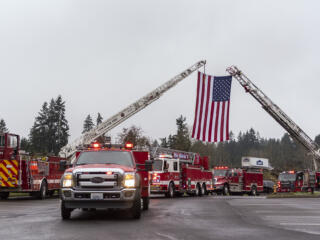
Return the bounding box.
[125,142,133,149]
[92,142,101,149]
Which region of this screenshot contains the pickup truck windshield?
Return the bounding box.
[76,151,134,167]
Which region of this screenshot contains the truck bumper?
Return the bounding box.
[213,184,224,191]
[61,188,137,209]
[63,200,134,209]
[150,184,167,194]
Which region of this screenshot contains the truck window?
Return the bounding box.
[8,135,18,148]
[76,151,134,167]
[173,161,178,171]
[153,160,163,171]
[214,170,227,177]
[0,135,4,147]
[279,173,296,181]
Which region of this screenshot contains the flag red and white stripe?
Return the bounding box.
[192,72,232,142]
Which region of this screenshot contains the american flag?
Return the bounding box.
[192,72,232,142]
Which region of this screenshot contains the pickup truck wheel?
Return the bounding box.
[61,201,72,220]
[142,197,149,210]
[223,184,229,196]
[251,186,257,196]
[131,191,141,219]
[0,192,9,200]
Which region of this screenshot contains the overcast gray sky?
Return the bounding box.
[1,0,320,143]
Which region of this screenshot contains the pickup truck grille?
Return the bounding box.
[76,172,120,189]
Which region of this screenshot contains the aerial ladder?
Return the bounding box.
[226,66,320,171]
[60,60,206,159]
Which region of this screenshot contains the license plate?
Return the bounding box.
[91,193,103,200]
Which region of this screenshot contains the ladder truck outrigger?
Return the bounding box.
[226,66,319,191]
[58,61,207,219]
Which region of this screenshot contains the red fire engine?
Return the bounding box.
[226,168,263,196]
[212,166,229,195]
[150,147,213,197]
[60,142,152,220]
[0,133,65,200]
[277,170,316,193]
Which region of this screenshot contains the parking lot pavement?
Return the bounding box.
[228,197,320,235]
[0,195,319,240]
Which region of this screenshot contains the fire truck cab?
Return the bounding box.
[0,133,64,200]
[212,166,229,195]
[277,170,316,193]
[60,142,152,220]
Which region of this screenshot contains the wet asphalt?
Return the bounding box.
[0,195,319,240]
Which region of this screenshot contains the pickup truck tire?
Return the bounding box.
[0,192,9,200]
[61,201,72,220]
[131,191,141,219]
[142,197,149,210]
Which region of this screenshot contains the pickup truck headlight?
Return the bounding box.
[124,173,135,188]
[61,173,74,188]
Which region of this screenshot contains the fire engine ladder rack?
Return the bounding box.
[226,66,320,171]
[60,60,206,159]
[150,147,195,164]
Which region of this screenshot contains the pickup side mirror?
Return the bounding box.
[145,160,153,172]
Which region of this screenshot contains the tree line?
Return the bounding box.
[2,96,319,172]
[157,115,320,171]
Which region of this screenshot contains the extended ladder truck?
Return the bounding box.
[58,61,206,218]
[226,66,319,191]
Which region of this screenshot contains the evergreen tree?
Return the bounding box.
[152,139,159,147]
[30,102,50,153]
[171,115,191,151]
[160,137,168,148]
[164,115,191,151]
[82,115,94,134]
[29,96,69,154]
[96,113,103,125]
[52,95,69,154]
[0,119,8,133]
[20,137,31,152]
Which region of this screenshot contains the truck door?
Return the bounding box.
[132,151,149,198]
